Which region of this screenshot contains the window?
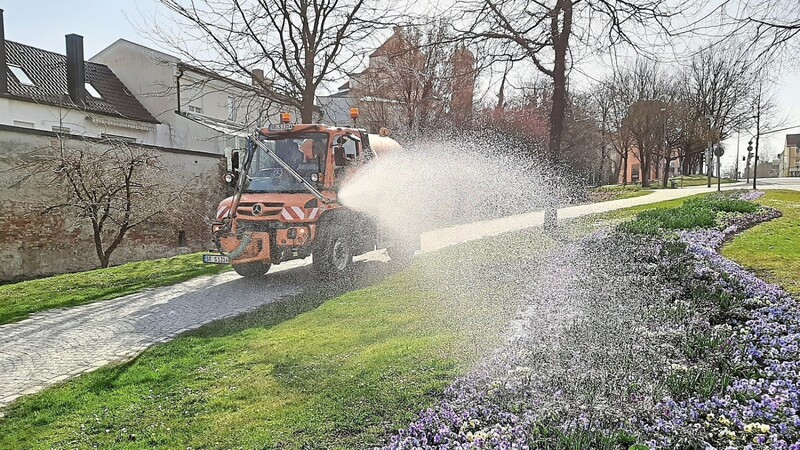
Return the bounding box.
[101,133,137,143]
[343,139,358,160]
[52,125,71,134]
[84,83,102,99]
[13,120,34,129]
[183,85,204,114]
[8,65,34,86]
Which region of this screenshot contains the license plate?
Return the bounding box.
[268,123,294,131]
[203,254,229,264]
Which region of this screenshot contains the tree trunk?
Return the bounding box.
[300,87,316,124]
[92,221,110,268]
[622,151,628,186]
[613,153,622,185]
[547,0,572,164]
[641,151,650,187]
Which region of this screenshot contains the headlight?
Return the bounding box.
[224,173,235,183]
[310,173,319,182]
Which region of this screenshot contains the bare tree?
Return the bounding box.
[747,75,782,187]
[14,138,187,268]
[591,80,636,185]
[706,0,800,59]
[353,23,475,135]
[151,0,393,123]
[596,60,670,186]
[455,0,681,163]
[624,100,667,187]
[683,45,755,143]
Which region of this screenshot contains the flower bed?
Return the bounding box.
[384,191,796,450]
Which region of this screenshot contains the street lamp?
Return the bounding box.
[661,107,668,187]
[705,115,714,188]
[743,140,753,184]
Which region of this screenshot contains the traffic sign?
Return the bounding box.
[713,147,725,157]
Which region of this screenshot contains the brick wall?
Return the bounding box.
[0,126,228,280]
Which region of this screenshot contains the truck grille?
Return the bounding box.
[237,202,284,217]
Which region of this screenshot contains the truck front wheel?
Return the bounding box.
[313,226,354,279]
[232,261,270,278]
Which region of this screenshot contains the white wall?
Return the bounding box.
[90,39,178,126]
[0,127,227,280]
[92,39,285,155]
[0,97,156,143]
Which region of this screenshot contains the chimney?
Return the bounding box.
[65,34,86,105]
[0,9,7,94]
[251,68,264,87]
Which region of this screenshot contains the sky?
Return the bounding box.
[2,0,799,174]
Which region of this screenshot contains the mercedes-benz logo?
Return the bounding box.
[251,203,263,215]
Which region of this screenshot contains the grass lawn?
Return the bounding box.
[592,193,710,224]
[613,190,653,200]
[722,190,800,296]
[588,185,654,202]
[0,253,230,325]
[0,228,557,449]
[653,175,735,188]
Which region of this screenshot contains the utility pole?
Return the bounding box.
[705,115,713,188]
[753,100,761,190]
[752,82,764,190]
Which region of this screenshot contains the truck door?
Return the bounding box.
[333,135,363,189]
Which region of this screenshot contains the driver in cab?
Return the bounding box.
[275,140,304,169]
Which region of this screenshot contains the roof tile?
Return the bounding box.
[3,40,158,124]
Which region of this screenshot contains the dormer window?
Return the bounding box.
[85,83,102,99]
[8,65,34,86]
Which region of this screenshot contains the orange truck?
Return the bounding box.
[203,111,417,278]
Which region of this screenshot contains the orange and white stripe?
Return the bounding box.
[280,207,320,222]
[216,205,231,219]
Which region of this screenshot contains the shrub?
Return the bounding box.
[621,194,758,235]
[684,197,758,214]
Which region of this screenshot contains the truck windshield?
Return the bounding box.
[244,133,328,194]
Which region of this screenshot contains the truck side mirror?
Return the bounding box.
[334,145,347,166]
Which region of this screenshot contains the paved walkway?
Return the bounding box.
[422,179,800,251]
[2,180,798,410]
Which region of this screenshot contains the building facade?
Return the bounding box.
[91,39,282,155]
[781,134,800,177]
[0,10,233,280]
[0,31,160,143]
[619,148,681,185]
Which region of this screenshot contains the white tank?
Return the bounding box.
[367,134,402,158]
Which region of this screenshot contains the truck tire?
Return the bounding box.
[313,223,354,279]
[233,261,270,278]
